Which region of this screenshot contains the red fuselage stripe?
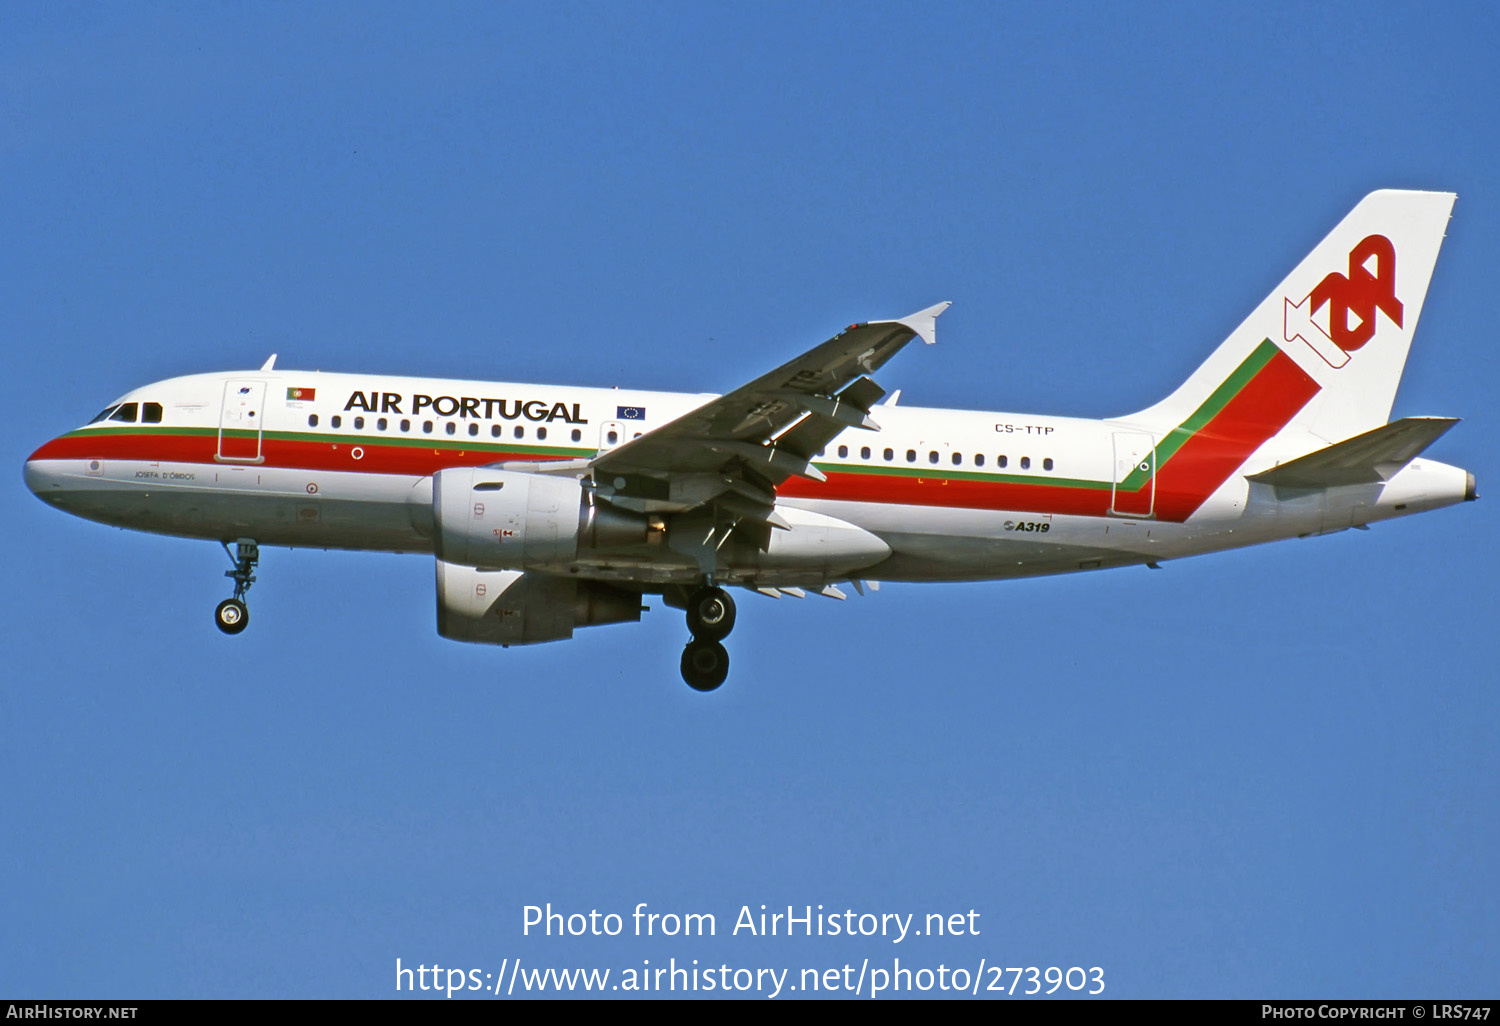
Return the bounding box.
[1153,349,1321,521]
[29,349,1320,524]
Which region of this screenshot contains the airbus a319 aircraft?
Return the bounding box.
[25,190,1475,690]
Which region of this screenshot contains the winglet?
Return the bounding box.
[893,301,951,346]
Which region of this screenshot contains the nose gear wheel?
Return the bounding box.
[215,597,249,634]
[215,539,259,636]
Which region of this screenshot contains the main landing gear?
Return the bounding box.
[214,538,259,636]
[680,585,735,692]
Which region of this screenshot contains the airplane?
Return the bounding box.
[24,189,1475,691]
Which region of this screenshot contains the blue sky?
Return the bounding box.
[3,1,1496,999]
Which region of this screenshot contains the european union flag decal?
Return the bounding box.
[617,406,647,420]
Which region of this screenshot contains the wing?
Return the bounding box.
[589,301,950,544]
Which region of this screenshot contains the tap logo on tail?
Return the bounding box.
[1284,234,1403,368]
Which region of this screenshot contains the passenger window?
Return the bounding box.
[883,448,893,461]
[952,452,962,466]
[975,454,984,467]
[538,427,547,440]
[445,422,456,435]
[571,429,582,442]
[838,445,848,458]
[109,403,139,423]
[860,446,871,459]
[998,455,1008,468]
[516,426,526,440]
[142,402,163,423]
[331,415,342,429]
[1020,456,1031,470]
[422,421,433,434]
[468,423,479,437]
[400,419,410,432]
[491,424,502,438]
[377,417,387,431]
[1043,458,1054,471]
[308,414,319,428]
[906,449,916,463]
[353,416,364,429]
[928,451,939,464]
[607,430,618,444]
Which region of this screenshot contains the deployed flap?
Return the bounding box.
[589,303,948,530]
[1248,417,1458,489]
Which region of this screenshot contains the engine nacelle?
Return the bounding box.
[432,467,654,570]
[436,560,643,645]
[433,466,581,568]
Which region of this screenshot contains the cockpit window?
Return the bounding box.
[109,403,139,423]
[88,405,120,423]
[142,402,163,423]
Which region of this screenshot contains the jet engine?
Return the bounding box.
[431,466,650,570]
[436,561,643,645]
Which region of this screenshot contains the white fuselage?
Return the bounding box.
[23,367,1472,588]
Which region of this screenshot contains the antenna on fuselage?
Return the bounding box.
[260,354,278,371]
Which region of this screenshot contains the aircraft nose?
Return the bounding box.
[24,441,66,505]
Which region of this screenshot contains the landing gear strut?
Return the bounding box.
[681,585,735,691]
[215,538,258,636]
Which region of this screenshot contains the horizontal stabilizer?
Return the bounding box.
[1248,417,1459,489]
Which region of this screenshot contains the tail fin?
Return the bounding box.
[1124,189,1455,447]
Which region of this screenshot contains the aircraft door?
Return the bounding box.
[218,380,267,462]
[1110,431,1155,517]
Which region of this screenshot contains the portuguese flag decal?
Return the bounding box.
[286,387,316,401]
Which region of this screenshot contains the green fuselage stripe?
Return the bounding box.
[64,340,1285,493]
[1112,339,1279,490]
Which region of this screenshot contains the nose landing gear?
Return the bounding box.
[215,539,259,636]
[681,585,735,691]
